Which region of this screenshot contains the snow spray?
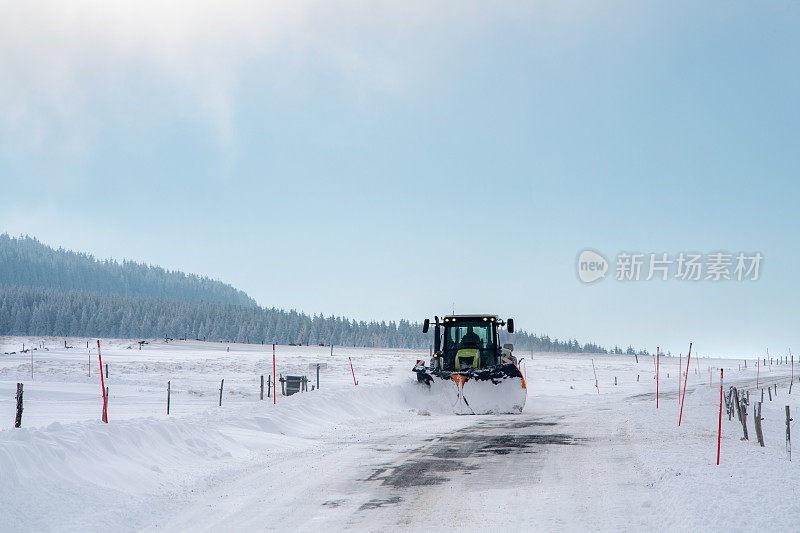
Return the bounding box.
[678,342,692,426]
[97,340,108,423]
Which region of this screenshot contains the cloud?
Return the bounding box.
[0,0,542,163]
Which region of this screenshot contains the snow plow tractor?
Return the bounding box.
[413,314,526,414]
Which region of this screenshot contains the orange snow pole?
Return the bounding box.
[717,368,723,465]
[678,342,692,426]
[97,340,108,423]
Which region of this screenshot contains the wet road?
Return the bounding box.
[345,415,584,530]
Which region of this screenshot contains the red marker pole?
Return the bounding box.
[592,359,599,394]
[97,340,108,423]
[272,344,276,405]
[717,368,723,465]
[678,342,692,426]
[656,347,660,408]
[349,357,358,386]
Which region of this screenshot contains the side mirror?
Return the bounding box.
[503,343,514,352]
[422,319,430,333]
[507,318,514,333]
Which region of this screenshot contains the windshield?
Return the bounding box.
[444,321,494,351]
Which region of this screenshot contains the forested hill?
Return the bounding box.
[0,234,256,307]
[0,234,625,353]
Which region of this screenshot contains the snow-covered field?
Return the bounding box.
[1,337,798,531]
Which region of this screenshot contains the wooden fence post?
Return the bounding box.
[769,387,772,401]
[725,388,734,421]
[754,402,765,447]
[14,383,23,428]
[167,381,171,415]
[786,405,792,461]
[733,388,748,440]
[105,363,109,379]
[267,375,271,398]
[219,379,224,406]
[740,392,749,441]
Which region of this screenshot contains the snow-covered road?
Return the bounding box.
[2,337,799,531]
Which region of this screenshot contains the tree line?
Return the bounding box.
[0,286,617,352]
[0,234,631,352]
[0,234,255,307]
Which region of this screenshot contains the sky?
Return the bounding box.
[1,1,799,358]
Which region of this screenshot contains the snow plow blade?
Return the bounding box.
[414,362,527,415]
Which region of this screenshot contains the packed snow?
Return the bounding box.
[1,337,798,531]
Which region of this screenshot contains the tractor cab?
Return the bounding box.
[423,314,515,372]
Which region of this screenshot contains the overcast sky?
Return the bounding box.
[1,1,798,357]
